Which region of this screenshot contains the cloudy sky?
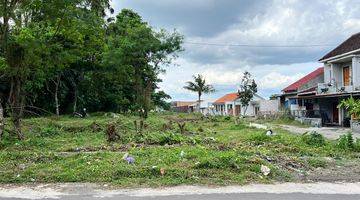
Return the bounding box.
[111,0,360,101]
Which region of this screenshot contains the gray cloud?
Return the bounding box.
[114,0,270,37]
[112,0,360,100]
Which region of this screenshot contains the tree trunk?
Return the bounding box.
[54,75,61,116]
[243,105,248,116]
[198,93,201,112]
[2,1,24,140]
[9,77,24,140]
[0,100,4,140]
[73,85,77,113]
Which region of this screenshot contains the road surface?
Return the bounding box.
[1,182,360,199]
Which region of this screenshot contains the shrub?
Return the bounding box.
[246,132,271,145]
[224,116,231,121]
[195,154,241,170]
[308,158,327,168]
[39,126,59,137]
[144,132,184,145]
[301,131,325,147]
[337,133,354,150]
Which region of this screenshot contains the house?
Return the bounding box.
[213,92,265,116]
[283,32,360,128]
[198,101,215,116]
[280,67,324,119]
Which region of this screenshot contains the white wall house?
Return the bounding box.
[213,92,271,117]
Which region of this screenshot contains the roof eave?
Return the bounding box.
[319,48,360,63]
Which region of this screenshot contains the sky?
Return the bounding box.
[111,0,360,101]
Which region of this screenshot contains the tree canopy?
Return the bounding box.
[184,74,215,110]
[0,2,183,139]
[238,71,257,115]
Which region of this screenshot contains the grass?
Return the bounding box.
[0,113,360,187]
[251,116,311,128]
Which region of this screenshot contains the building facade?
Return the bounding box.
[280,32,360,128]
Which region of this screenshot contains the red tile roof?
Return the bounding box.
[282,67,324,93]
[214,93,239,104]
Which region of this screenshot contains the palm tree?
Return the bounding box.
[184,74,215,111]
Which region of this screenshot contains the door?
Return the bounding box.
[343,66,350,86]
[235,105,241,116]
[332,103,339,124]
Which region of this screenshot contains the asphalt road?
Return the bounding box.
[2,183,360,200]
[1,193,360,200]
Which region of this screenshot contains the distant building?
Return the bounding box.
[171,101,197,113]
[213,92,265,116]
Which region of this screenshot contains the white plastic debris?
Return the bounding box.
[266,130,276,136]
[261,165,271,176]
[180,151,185,158]
[18,164,26,170]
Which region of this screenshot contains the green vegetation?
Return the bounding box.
[1,113,360,187]
[0,2,183,139]
[250,112,310,128]
[339,97,360,118]
[183,74,215,110]
[301,131,326,147]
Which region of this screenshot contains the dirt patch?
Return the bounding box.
[279,125,356,140]
[304,159,360,182]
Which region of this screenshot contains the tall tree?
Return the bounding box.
[238,71,257,116]
[103,9,183,118]
[0,0,110,139]
[184,74,215,111]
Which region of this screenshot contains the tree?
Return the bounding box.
[152,90,171,111]
[103,9,183,118]
[0,99,3,140]
[238,71,257,116]
[184,74,215,111]
[0,0,111,139]
[0,5,181,140]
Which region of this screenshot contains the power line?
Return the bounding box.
[184,41,336,48]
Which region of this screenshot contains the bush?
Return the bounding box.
[195,154,241,170]
[224,116,231,121]
[337,133,354,150]
[308,158,327,168]
[301,131,325,147]
[144,132,184,145]
[246,132,271,145]
[39,126,59,137]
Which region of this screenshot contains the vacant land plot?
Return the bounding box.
[1,113,360,187]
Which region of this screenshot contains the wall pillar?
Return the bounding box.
[352,56,360,89]
[339,107,343,126]
[324,63,331,83]
[331,63,341,85]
